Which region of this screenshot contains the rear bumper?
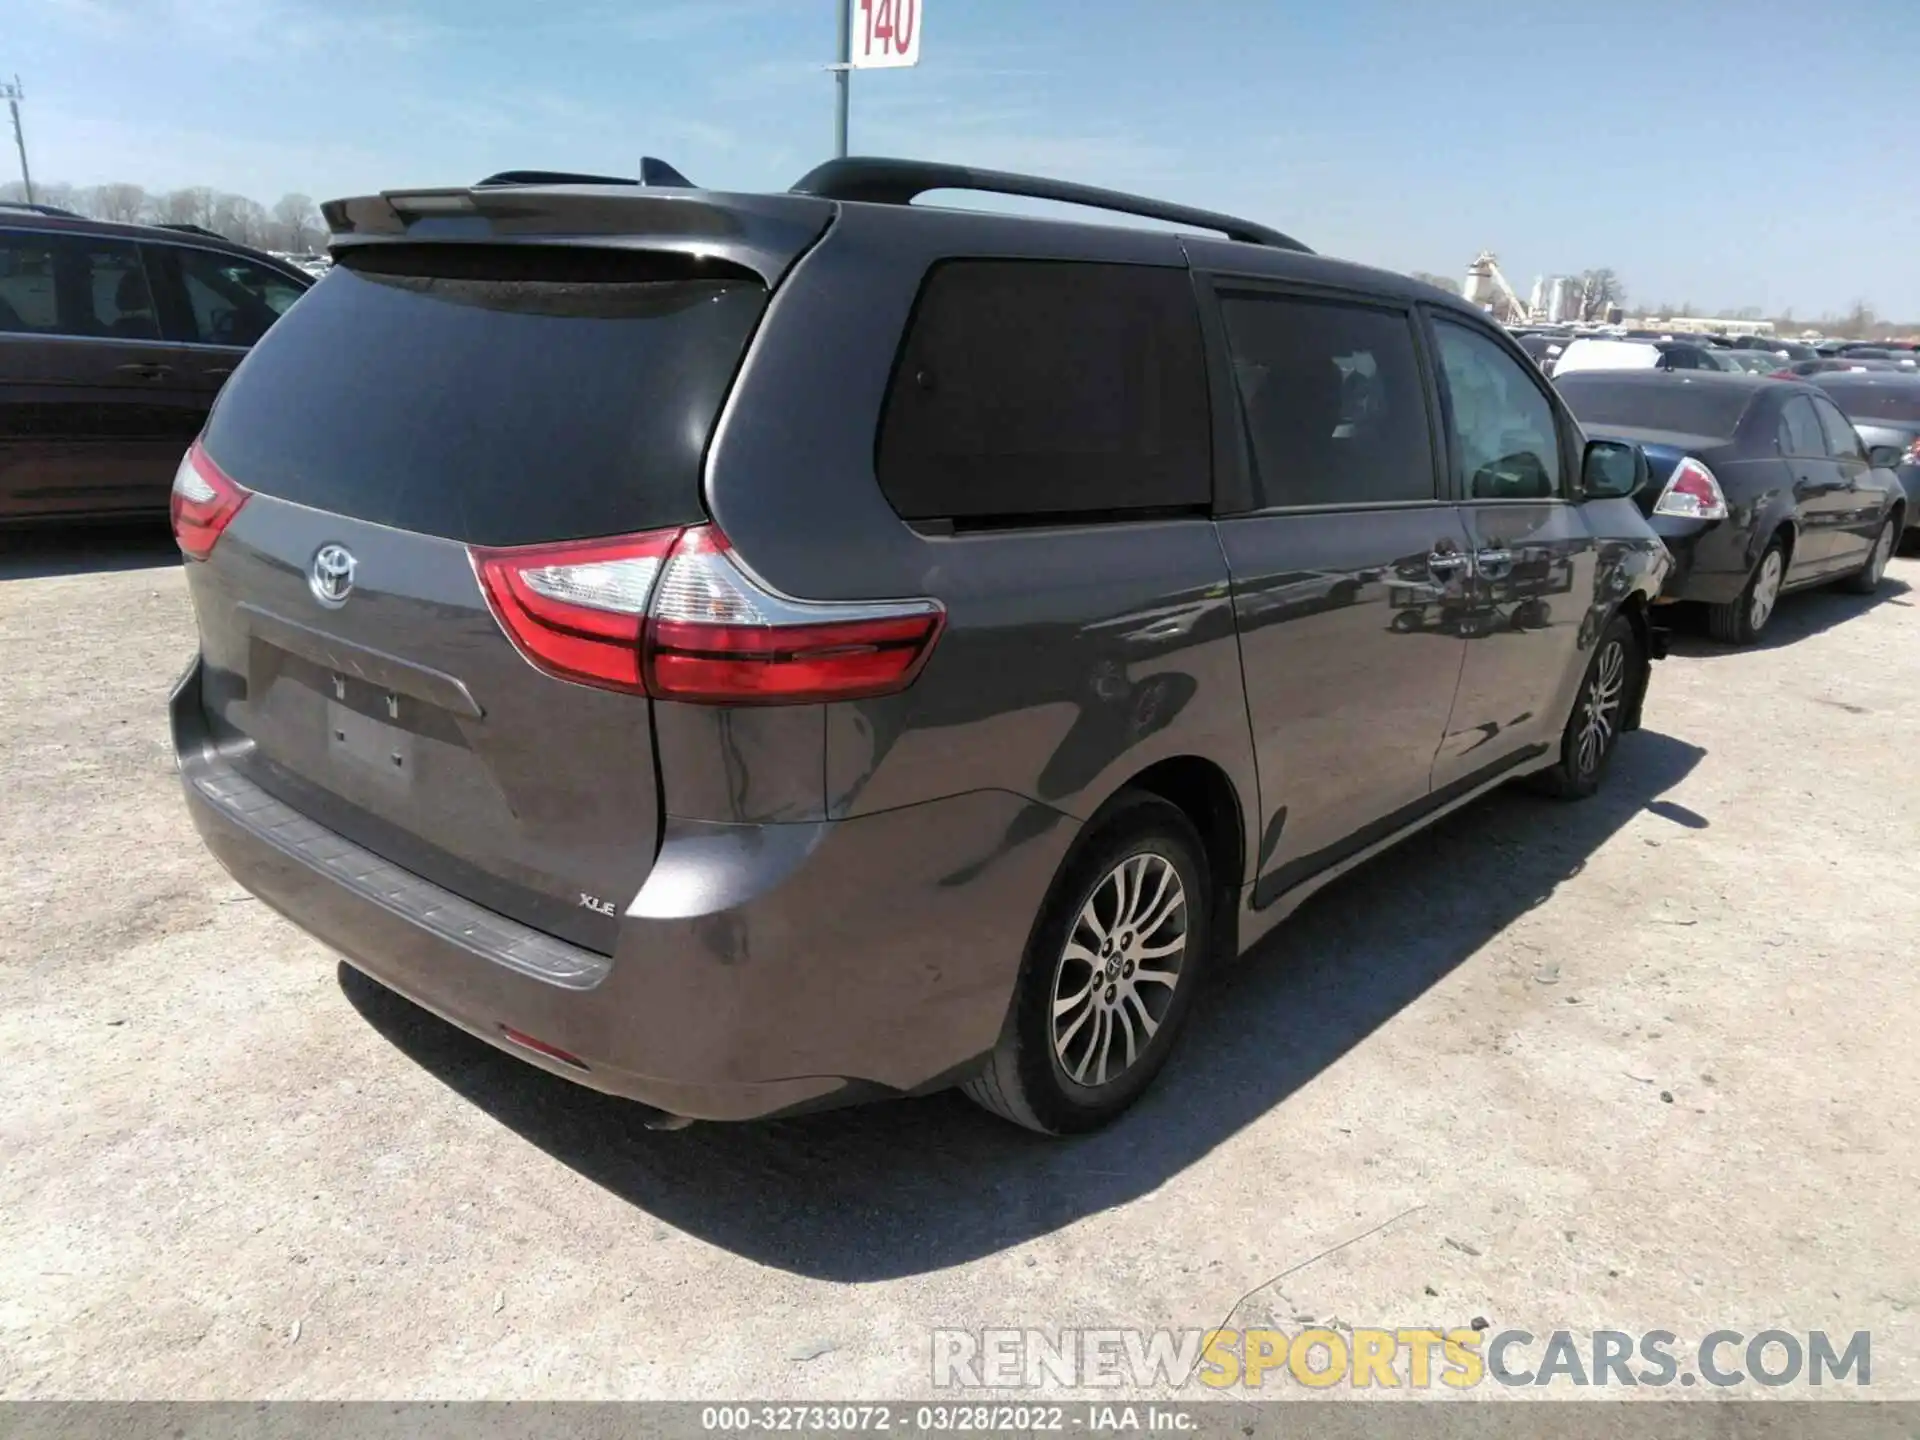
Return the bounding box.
[1649,515,1754,606]
[173,661,1076,1122]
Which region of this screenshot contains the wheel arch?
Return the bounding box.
[1091,755,1247,963]
[1751,504,1798,571]
[1612,591,1654,733]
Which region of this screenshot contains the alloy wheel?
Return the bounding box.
[1050,853,1188,1089]
[1750,550,1785,632]
[1868,524,1894,587]
[1576,638,1627,776]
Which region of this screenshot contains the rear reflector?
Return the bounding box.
[1652,457,1729,521]
[470,523,944,704]
[170,442,251,560]
[498,1026,589,1070]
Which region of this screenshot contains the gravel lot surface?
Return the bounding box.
[3,527,1916,1401]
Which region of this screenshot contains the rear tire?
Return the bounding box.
[962,793,1211,1135]
[1840,515,1898,594]
[1534,614,1640,801]
[1707,539,1786,644]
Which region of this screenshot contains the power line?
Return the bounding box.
[2,76,31,205]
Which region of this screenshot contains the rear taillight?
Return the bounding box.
[471,524,944,704]
[1904,438,1920,467]
[170,442,250,560]
[1652,457,1729,521]
[1769,369,1797,380]
[472,530,680,693]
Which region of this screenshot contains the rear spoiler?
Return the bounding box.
[318,183,832,287]
[473,157,696,189]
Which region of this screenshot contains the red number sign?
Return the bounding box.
[852,0,921,68]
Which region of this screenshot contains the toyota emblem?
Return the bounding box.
[309,544,356,607]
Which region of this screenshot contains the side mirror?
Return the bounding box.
[1581,439,1648,500]
[1867,444,1905,470]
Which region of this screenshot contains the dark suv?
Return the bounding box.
[171,159,1671,1134]
[0,205,310,524]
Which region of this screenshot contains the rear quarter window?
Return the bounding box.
[875,260,1211,524]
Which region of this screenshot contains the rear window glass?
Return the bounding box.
[1554,376,1755,438]
[876,260,1210,524]
[1817,381,1920,423]
[201,247,767,546]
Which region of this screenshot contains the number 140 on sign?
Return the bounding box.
[851,0,921,68]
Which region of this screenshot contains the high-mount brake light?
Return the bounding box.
[170,442,251,560]
[471,524,945,703]
[1652,457,1730,522]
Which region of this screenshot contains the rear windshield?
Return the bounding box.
[1817,381,1920,423]
[1554,376,1755,439]
[201,246,767,546]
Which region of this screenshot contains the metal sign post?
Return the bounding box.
[832,0,921,157]
[833,1,851,158]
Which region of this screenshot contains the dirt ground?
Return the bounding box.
[2,526,1916,1402]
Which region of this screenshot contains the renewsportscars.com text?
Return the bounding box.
[932,1327,1871,1390]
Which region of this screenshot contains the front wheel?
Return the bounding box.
[1707,539,1786,644]
[1840,515,1898,594]
[1534,614,1641,801]
[963,793,1211,1135]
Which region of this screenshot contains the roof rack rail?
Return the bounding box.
[788,156,1310,252]
[475,157,696,190]
[155,222,225,239]
[0,200,83,218]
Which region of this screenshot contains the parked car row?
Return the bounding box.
[1517,326,1917,383]
[1508,320,1918,643]
[1553,369,1908,641]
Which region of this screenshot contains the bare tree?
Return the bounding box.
[3,179,77,211]
[85,183,148,224]
[1576,268,1626,322]
[1843,300,1875,337]
[155,187,219,228]
[271,193,322,253]
[211,192,269,247]
[1408,270,1460,294]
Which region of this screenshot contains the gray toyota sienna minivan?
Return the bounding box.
[171,159,1671,1134]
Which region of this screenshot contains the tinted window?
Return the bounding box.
[1661,346,1702,371]
[0,231,156,339]
[169,246,307,346]
[0,234,57,330]
[1555,376,1757,438]
[876,261,1209,522]
[200,247,768,546]
[1217,294,1435,507]
[1816,381,1920,423]
[1778,396,1826,457]
[1812,396,1865,460]
[1434,320,1561,499]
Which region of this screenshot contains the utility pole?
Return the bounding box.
[832,0,851,157]
[2,77,31,205]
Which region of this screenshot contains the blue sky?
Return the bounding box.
[12,0,1919,318]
